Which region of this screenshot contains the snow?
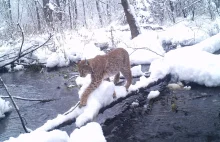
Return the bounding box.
[128,32,220,91]
[147,91,160,100]
[119,31,165,64]
[2,15,220,142]
[0,97,12,119]
[164,48,220,87]
[191,32,220,53]
[14,65,24,71]
[6,122,106,142]
[131,65,144,76]
[158,22,210,47]
[70,122,106,142]
[75,74,129,127]
[36,74,123,131]
[5,130,70,142]
[47,3,55,11]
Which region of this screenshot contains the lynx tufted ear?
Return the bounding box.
[85,58,89,65]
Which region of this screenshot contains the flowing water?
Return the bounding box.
[0,66,220,142]
[0,67,79,141]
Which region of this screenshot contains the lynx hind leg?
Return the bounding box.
[105,78,110,82]
[114,73,120,85]
[121,68,132,91]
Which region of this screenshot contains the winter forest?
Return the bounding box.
[1,0,220,141]
[0,0,218,37]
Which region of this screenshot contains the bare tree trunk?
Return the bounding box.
[96,0,103,27]
[55,0,62,21]
[106,1,111,24]
[82,0,87,28]
[68,0,72,29]
[17,0,20,23]
[121,0,141,39]
[169,0,175,23]
[8,0,12,24]
[192,6,195,21]
[74,0,78,22]
[208,0,215,20]
[43,0,53,28]
[35,1,41,31]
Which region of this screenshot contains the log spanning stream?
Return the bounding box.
[0,65,220,142]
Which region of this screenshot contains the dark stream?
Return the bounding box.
[0,67,79,141]
[0,66,220,142]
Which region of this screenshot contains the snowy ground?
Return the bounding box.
[0,97,12,119]
[2,16,220,141]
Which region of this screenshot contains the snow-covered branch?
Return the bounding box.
[0,34,53,69]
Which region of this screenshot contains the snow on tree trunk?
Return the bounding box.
[121,0,141,39]
[96,0,103,27]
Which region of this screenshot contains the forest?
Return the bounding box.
[1,0,220,142]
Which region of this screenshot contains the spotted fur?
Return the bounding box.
[77,48,132,107]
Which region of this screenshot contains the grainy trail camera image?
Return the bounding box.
[0,0,220,142]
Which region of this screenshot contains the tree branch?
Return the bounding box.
[0,96,58,102]
[0,34,53,69]
[0,77,31,133]
[17,23,24,58]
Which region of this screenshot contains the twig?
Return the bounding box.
[63,101,80,115]
[17,23,24,58]
[0,96,58,102]
[129,47,164,57]
[0,77,31,133]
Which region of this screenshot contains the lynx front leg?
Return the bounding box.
[80,80,102,107]
[114,73,120,85]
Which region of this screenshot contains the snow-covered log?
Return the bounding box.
[35,73,170,132]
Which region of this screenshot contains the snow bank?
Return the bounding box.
[141,47,220,88]
[70,122,106,142]
[129,32,220,90]
[4,130,70,142]
[0,97,12,119]
[159,22,210,46]
[191,32,220,53]
[165,48,220,87]
[131,65,144,76]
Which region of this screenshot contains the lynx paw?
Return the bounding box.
[79,100,87,108]
[113,91,117,99]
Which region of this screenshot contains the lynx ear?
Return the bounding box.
[85,59,89,65]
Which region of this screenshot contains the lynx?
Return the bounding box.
[77,48,132,107]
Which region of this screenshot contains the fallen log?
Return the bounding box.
[41,74,171,131]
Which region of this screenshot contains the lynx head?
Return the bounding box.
[77,59,93,77]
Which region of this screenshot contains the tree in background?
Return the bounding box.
[121,0,141,39]
[0,0,219,40]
